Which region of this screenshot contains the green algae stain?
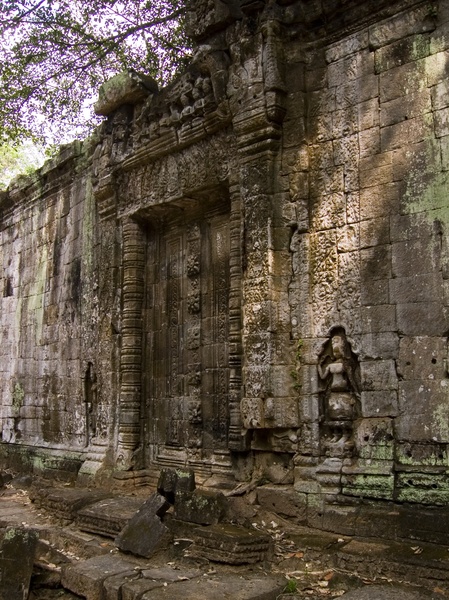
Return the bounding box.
[432,402,449,442]
[359,442,394,462]
[345,473,394,500]
[82,175,95,273]
[31,246,47,343]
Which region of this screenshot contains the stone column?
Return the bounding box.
[116,217,145,470]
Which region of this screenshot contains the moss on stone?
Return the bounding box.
[12,382,24,416]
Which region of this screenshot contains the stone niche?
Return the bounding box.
[1,0,449,528]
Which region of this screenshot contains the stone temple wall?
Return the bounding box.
[1,0,449,514]
[0,142,121,479]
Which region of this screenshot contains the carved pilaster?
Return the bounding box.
[116,218,145,470]
[228,182,249,451]
[235,19,296,435]
[262,20,287,124]
[186,222,203,448]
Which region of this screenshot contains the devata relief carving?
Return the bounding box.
[317,328,360,459]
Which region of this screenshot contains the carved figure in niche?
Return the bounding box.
[159,110,172,135]
[180,83,194,123]
[200,77,215,113]
[317,328,360,458]
[169,102,181,127]
[84,362,98,446]
[192,82,204,118]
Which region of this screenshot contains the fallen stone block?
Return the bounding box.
[138,574,284,600]
[121,577,167,600]
[61,554,141,600]
[188,523,272,564]
[257,485,307,521]
[173,488,228,525]
[32,487,111,524]
[121,566,202,600]
[102,570,141,600]
[0,526,39,600]
[157,468,195,504]
[76,496,145,537]
[115,492,171,558]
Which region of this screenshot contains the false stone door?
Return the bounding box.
[144,210,230,468]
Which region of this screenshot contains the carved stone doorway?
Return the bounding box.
[142,202,231,474]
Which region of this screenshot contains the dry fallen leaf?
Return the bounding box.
[433,587,449,597]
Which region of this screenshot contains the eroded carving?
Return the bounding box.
[84,362,98,446]
[318,328,360,458]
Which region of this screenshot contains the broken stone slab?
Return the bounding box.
[76,496,145,537]
[138,573,285,600]
[102,570,141,600]
[173,488,228,525]
[157,468,195,504]
[0,526,39,600]
[115,492,171,558]
[121,577,169,600]
[32,487,111,524]
[188,523,272,564]
[61,554,142,600]
[339,585,445,600]
[37,525,115,561]
[120,566,202,600]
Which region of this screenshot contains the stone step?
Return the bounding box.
[36,524,116,561]
[334,537,449,591]
[108,565,202,600]
[61,554,143,600]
